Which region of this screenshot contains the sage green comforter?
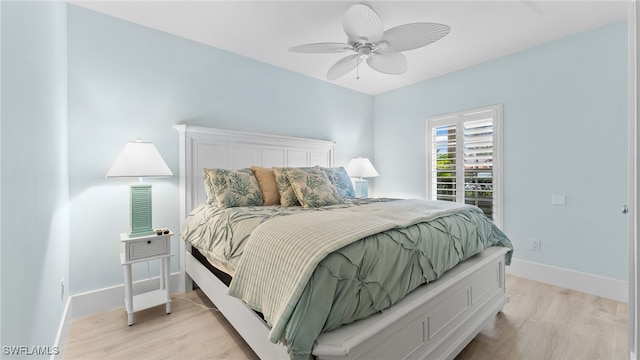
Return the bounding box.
[181,199,512,360]
[181,198,391,274]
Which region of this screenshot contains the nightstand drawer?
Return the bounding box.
[127,238,169,261]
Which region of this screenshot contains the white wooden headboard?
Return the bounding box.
[174,125,335,221]
[174,125,335,292]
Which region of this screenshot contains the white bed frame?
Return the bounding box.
[174,125,510,359]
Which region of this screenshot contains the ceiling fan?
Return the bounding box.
[289,4,451,81]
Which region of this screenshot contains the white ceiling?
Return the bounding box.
[71,1,630,95]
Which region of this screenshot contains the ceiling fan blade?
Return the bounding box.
[343,4,384,44]
[379,23,451,52]
[366,52,407,75]
[327,54,360,80]
[289,42,352,54]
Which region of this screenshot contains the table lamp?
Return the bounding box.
[106,139,173,237]
[345,157,379,198]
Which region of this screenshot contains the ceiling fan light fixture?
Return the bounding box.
[358,46,372,59]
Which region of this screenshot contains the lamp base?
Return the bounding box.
[354,179,368,198]
[129,183,155,237]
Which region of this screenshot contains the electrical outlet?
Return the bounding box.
[61,279,65,301]
[530,239,541,251]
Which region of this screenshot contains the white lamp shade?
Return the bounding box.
[345,157,379,178]
[106,140,173,178]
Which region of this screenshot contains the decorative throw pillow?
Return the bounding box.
[203,169,218,205]
[205,168,263,208]
[272,167,303,207]
[251,166,280,206]
[320,166,356,199]
[285,167,344,208]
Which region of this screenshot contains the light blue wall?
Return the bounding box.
[373,22,628,280]
[0,1,69,356]
[67,5,374,294]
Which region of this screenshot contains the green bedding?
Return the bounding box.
[180,198,392,273]
[181,199,513,360]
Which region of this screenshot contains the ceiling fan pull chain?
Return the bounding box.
[356,57,360,80]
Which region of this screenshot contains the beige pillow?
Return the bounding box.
[251,166,280,206]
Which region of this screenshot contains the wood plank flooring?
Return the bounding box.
[456,276,627,360]
[64,275,627,360]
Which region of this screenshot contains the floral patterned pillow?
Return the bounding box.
[285,167,344,208]
[272,167,303,206]
[204,168,263,208]
[203,169,218,205]
[320,166,356,199]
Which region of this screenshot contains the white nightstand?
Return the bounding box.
[120,230,173,326]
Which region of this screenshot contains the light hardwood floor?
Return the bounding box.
[64,275,627,360]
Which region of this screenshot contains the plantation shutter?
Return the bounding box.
[427,105,502,226]
[430,117,459,203]
[462,112,495,219]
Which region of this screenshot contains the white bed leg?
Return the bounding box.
[185,272,193,291]
[179,241,194,292]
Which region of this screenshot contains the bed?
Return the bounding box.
[174,124,513,360]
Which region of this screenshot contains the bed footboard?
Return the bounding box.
[313,246,509,360]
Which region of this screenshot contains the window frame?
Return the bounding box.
[426,104,503,228]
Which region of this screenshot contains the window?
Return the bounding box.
[426,104,503,227]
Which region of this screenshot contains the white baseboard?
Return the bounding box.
[51,297,72,360]
[71,272,182,319]
[506,258,628,303]
[52,272,182,359]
